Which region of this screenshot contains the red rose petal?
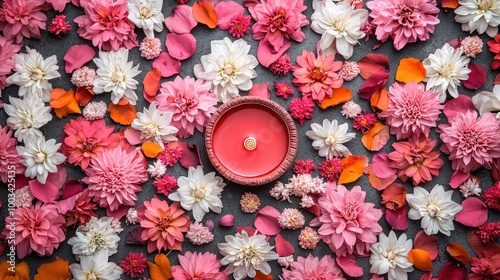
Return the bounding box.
[385,207,408,230]
[436,262,467,280]
[258,40,291,68]
[443,94,476,120]
[463,63,487,90]
[414,230,439,260]
[358,53,390,80]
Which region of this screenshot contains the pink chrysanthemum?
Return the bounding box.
[341,100,362,119]
[0,35,21,96]
[281,254,345,280]
[483,182,500,211]
[439,111,500,173]
[277,208,305,230]
[388,137,444,186]
[2,203,65,259]
[319,158,342,182]
[292,50,343,101]
[83,146,147,211]
[0,125,25,183]
[474,222,500,243]
[275,81,294,99]
[71,66,97,88]
[0,0,47,43]
[240,192,261,213]
[83,101,107,121]
[366,0,440,50]
[298,227,321,250]
[49,15,72,38]
[293,159,316,175]
[352,112,377,133]
[171,251,227,280]
[119,252,147,278]
[313,185,383,257]
[15,185,33,208]
[157,145,183,167]
[470,258,500,280]
[338,61,360,81]
[74,0,138,51]
[269,53,293,76]
[228,14,251,38]
[379,82,443,140]
[156,76,217,138]
[138,197,190,252]
[139,37,162,60]
[64,190,98,228]
[186,222,214,245]
[461,36,483,58]
[61,118,121,170]
[153,174,178,196]
[289,96,314,126]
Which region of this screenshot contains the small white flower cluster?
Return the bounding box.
[270,174,326,208]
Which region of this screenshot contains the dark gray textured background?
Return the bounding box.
[0,0,499,279]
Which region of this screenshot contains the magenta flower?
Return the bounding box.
[0,35,21,97]
[171,251,227,280]
[367,0,440,50]
[0,0,46,43]
[281,254,345,280]
[0,125,25,183]
[74,0,138,51]
[439,111,500,173]
[289,96,314,125]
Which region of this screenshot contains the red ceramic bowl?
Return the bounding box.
[205,96,298,186]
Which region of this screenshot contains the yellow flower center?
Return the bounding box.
[34,152,46,164]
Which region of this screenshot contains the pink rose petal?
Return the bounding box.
[385,207,408,230]
[257,40,291,67]
[358,72,389,99]
[56,192,82,214]
[220,214,235,227]
[436,262,467,280]
[143,90,155,103]
[107,205,130,220]
[420,272,434,280]
[455,197,488,227]
[449,170,470,189]
[124,127,143,145]
[153,52,181,78]
[166,142,202,169]
[336,255,364,277]
[443,94,476,120]
[126,226,147,245]
[164,5,197,34]
[236,226,257,236]
[371,153,397,178]
[47,0,71,12]
[15,174,30,190]
[248,82,270,99]
[447,37,461,49]
[165,33,196,61]
[61,179,84,199]
[254,206,282,235]
[358,53,390,79]
[29,180,60,203]
[64,44,95,73]
[215,1,244,30]
[415,230,439,260]
[275,234,295,257]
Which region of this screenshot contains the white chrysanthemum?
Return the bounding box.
[67,217,121,256]
[306,119,356,159]
[147,159,166,178]
[93,49,141,105]
[4,96,52,143]
[407,184,463,236]
[131,101,178,148]
[311,0,368,59]
[472,85,500,118]
[169,166,225,221]
[459,177,482,197]
[423,43,471,102]
[370,231,414,280]
[16,136,66,184]
[69,249,123,280]
[5,47,60,102]
[194,37,258,103]
[454,0,500,37]
[218,231,279,280]
[127,0,164,38]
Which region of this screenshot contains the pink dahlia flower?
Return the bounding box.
[388,137,444,186]
[74,0,138,51]
[281,254,345,280]
[0,125,25,183]
[439,111,500,173]
[172,251,227,280]
[292,50,343,102]
[137,197,190,252]
[0,35,21,96]
[366,0,440,50]
[156,76,217,138]
[0,0,46,43]
[82,146,147,211]
[313,185,383,257]
[379,82,443,140]
[2,203,65,259]
[61,117,121,171]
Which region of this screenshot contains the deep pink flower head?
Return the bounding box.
[49,15,72,38]
[366,0,440,50]
[313,185,383,257]
[61,117,121,171]
[2,203,65,259]
[292,50,343,102]
[82,146,148,211]
[0,0,46,43]
[74,0,138,51]
[171,251,228,280]
[156,76,217,138]
[289,96,314,125]
[281,254,345,280]
[439,111,500,173]
[0,125,25,183]
[119,252,147,278]
[0,35,21,96]
[469,258,500,280]
[379,82,443,140]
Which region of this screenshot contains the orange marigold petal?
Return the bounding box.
[142,142,164,158]
[50,89,81,118]
[409,248,434,271]
[192,0,217,28]
[446,243,470,264]
[362,122,390,151]
[143,68,161,97]
[441,0,459,9]
[75,86,94,106]
[34,259,71,280]
[338,155,368,184]
[148,254,172,280]
[109,99,137,125]
[380,183,407,210]
[318,86,352,109]
[395,58,426,83]
[254,270,273,280]
[50,88,73,108]
[370,87,389,111]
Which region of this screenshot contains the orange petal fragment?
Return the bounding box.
[0,260,30,279]
[192,0,217,28]
[446,243,470,264]
[142,142,163,158]
[338,155,368,184]
[147,253,172,280]
[396,58,426,83]
[109,99,136,125]
[441,0,459,9]
[75,86,94,106]
[370,87,389,111]
[50,88,81,118]
[254,270,273,280]
[318,86,352,109]
[34,259,71,280]
[143,68,161,97]
[380,183,407,210]
[408,248,434,271]
[362,122,390,151]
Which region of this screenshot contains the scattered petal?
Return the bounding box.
[275,234,295,257]
[463,63,487,90]
[167,142,202,169]
[254,206,282,235]
[165,5,197,34]
[258,40,291,67]
[443,94,476,120]
[165,33,196,60]
[362,122,390,151]
[147,253,172,280]
[369,166,397,191]
[253,270,273,280]
[153,52,181,78]
[124,127,143,145]
[56,192,81,215]
[436,262,467,280]
[143,68,161,98]
[126,226,146,245]
[192,0,217,29]
[358,71,389,99]
[370,87,389,111]
[106,205,130,220]
[414,230,439,260]
[34,259,71,280]
[109,98,137,125]
[455,197,488,227]
[50,88,81,118]
[381,183,407,210]
[29,179,60,203]
[449,170,470,189]
[467,230,500,259]
[396,58,426,83]
[215,1,244,30]
[75,86,94,106]
[220,214,235,227]
[318,86,352,110]
[338,155,368,184]
[61,179,84,200]
[358,53,390,79]
[385,207,408,230]
[336,255,364,277]
[441,0,459,8]
[371,154,397,178]
[142,142,164,158]
[446,243,470,264]
[409,248,434,271]
[248,82,270,99]
[64,44,95,74]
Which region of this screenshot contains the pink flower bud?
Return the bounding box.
[219,214,234,227]
[205,219,215,231]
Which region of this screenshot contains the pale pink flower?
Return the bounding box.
[138,197,190,252]
[379,82,443,140]
[240,192,261,213]
[313,185,383,257]
[341,100,362,119]
[292,50,343,101]
[71,66,97,88]
[0,125,25,183]
[367,0,440,50]
[74,0,138,51]
[0,35,21,97]
[171,252,228,280]
[83,146,148,211]
[281,254,345,280]
[298,227,321,250]
[139,37,162,60]
[338,61,360,81]
[186,222,214,245]
[461,35,484,58]
[439,111,500,173]
[0,0,47,43]
[83,101,107,121]
[14,185,33,208]
[156,76,217,138]
[278,255,294,268]
[277,208,305,230]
